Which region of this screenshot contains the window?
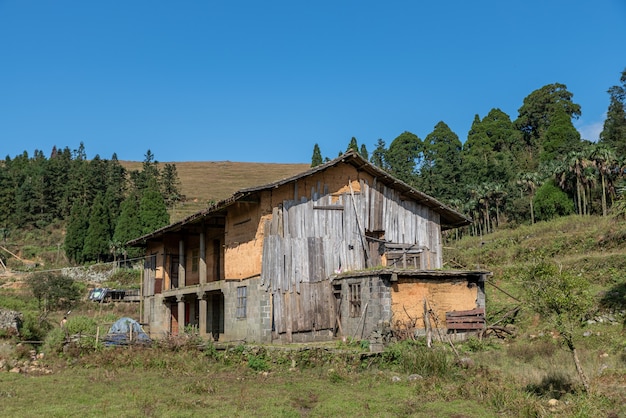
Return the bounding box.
[236,286,247,318]
[191,249,199,273]
[349,283,361,318]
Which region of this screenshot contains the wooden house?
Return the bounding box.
[129,150,488,343]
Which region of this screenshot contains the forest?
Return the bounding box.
[1,69,625,265]
[313,71,626,236]
[0,144,182,264]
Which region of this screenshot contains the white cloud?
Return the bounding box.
[576,113,606,142]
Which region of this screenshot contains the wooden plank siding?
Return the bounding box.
[261,179,445,337]
[446,308,486,330]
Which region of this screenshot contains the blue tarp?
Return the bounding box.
[104,317,151,346]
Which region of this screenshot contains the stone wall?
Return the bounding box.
[0,308,23,336]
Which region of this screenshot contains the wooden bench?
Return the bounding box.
[446,308,485,330]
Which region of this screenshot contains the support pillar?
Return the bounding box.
[177,295,185,335]
[198,291,207,337]
[178,239,186,288]
[199,231,207,285]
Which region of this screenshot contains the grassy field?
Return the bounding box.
[2,211,626,416]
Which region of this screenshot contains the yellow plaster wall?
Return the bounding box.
[224,202,264,279]
[222,162,370,280]
[390,279,478,327]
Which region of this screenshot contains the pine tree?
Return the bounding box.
[359,144,369,161]
[140,188,170,235]
[386,131,422,186]
[600,68,626,156]
[113,193,144,259]
[161,163,183,208]
[64,201,90,263]
[311,144,323,167]
[421,121,462,202]
[346,137,359,154]
[83,193,112,262]
[370,139,387,169]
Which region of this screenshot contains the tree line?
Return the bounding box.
[0,143,183,264]
[312,70,626,236]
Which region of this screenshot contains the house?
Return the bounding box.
[128,150,488,343]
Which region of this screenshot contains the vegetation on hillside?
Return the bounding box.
[313,70,626,236]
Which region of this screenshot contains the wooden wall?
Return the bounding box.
[260,163,445,337]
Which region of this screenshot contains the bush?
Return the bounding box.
[20,312,52,342]
[533,181,574,221]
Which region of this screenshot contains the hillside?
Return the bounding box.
[120,160,310,221]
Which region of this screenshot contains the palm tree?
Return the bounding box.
[517,172,540,224]
[566,151,590,215]
[590,145,617,216]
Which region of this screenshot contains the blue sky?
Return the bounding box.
[1,1,625,163]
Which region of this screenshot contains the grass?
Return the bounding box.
[2,214,626,416]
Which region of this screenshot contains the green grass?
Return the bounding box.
[2,214,626,416]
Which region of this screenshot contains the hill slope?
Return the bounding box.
[120,160,310,220]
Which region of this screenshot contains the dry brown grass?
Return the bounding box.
[120,160,309,203]
[120,160,309,221]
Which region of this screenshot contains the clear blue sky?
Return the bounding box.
[1,1,625,163]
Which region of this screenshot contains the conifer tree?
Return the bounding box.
[83,193,111,262]
[160,163,183,208]
[113,193,144,259]
[385,131,422,185]
[64,201,90,263]
[346,137,359,153]
[311,144,323,167]
[600,68,626,155]
[140,188,170,235]
[370,139,387,169]
[359,144,369,161]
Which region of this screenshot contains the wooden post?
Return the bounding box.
[95,326,100,348]
[423,298,432,348]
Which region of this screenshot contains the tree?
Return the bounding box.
[540,106,582,162]
[421,121,462,202]
[359,144,369,161]
[311,144,323,167]
[140,188,170,235]
[113,193,144,259]
[515,83,581,161]
[516,172,540,224]
[346,137,359,153]
[600,68,626,155]
[522,260,593,393]
[590,145,617,216]
[64,201,90,263]
[386,131,422,185]
[83,193,112,262]
[160,163,183,209]
[370,139,387,169]
[534,180,574,221]
[28,272,80,317]
[461,109,520,186]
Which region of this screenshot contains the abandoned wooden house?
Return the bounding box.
[129,150,489,343]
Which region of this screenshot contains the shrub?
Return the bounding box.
[533,181,574,221]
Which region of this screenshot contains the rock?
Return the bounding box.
[547,399,559,407]
[9,367,20,373]
[456,357,474,369]
[391,376,401,383]
[583,331,592,337]
[408,374,423,381]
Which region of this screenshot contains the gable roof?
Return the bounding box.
[128,150,471,245]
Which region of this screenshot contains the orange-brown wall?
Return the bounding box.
[390,279,478,327]
[222,162,370,280]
